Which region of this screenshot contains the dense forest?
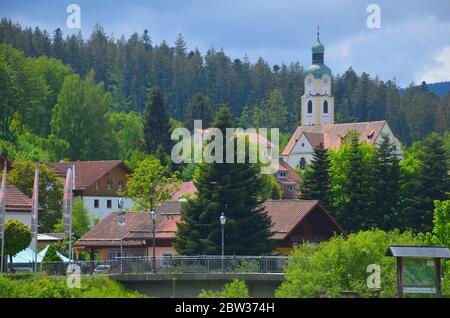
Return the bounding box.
[0,18,449,164]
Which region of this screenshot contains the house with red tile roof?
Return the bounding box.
[4,186,43,228]
[74,200,342,262]
[272,159,302,199]
[45,160,133,220]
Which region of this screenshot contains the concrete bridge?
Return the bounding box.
[110,273,285,298]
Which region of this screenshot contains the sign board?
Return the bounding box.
[403,258,436,294]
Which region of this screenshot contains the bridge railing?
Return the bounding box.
[9,256,288,275]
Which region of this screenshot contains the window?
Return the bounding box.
[94,199,99,208]
[323,100,329,114]
[277,172,286,179]
[161,253,173,268]
[107,200,112,209]
[118,181,124,190]
[107,180,113,190]
[299,157,306,170]
[95,180,100,190]
[307,101,313,114]
[287,185,294,192]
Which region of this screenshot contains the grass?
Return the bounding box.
[0,273,147,298]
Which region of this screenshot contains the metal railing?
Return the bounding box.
[9,256,288,276]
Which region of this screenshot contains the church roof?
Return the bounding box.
[305,63,332,78]
[312,40,325,54]
[282,121,387,156]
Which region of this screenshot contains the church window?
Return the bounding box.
[323,100,329,114]
[299,157,306,170]
[307,101,313,114]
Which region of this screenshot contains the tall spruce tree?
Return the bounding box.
[184,93,213,131]
[143,86,171,155]
[372,134,401,230]
[175,106,274,255]
[331,133,377,232]
[300,143,331,209]
[402,133,449,232]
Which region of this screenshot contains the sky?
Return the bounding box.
[1,0,450,87]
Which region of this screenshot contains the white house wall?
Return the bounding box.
[285,134,315,168]
[6,212,31,228]
[80,196,134,221]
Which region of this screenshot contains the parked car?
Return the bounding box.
[93,265,111,275]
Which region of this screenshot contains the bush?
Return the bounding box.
[276,230,425,298]
[198,279,249,298]
[0,274,146,298]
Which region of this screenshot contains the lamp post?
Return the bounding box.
[151,210,157,273]
[117,199,125,275]
[220,213,227,273]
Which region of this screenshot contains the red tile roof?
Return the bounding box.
[262,200,342,240]
[172,182,197,200]
[75,200,342,248]
[282,121,387,156]
[46,160,132,191]
[4,186,42,212]
[74,202,183,247]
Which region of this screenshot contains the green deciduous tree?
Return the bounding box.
[276,230,424,298]
[51,71,115,161]
[2,219,31,270]
[7,160,64,233]
[119,155,181,212]
[110,112,144,161]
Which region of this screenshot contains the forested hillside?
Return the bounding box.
[0,18,449,163]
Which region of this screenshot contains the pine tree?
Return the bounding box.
[300,143,331,209]
[331,133,377,231]
[143,86,171,155]
[402,133,449,232]
[175,106,274,255]
[184,93,213,131]
[372,134,401,230]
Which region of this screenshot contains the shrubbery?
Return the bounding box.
[276,230,427,298]
[198,279,249,298]
[0,274,146,298]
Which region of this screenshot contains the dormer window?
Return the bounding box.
[367,131,375,139]
[95,180,100,190]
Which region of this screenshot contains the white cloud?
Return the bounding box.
[417,45,450,84]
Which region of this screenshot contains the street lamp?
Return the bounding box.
[220,212,227,273]
[117,199,125,274]
[151,210,157,273]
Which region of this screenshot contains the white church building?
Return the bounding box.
[282,31,402,170]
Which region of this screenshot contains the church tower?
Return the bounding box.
[301,28,334,126]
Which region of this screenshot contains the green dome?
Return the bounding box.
[312,40,325,54]
[305,63,332,79]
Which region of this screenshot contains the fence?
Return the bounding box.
[9,256,288,276]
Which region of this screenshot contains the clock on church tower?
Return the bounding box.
[301,28,335,126]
